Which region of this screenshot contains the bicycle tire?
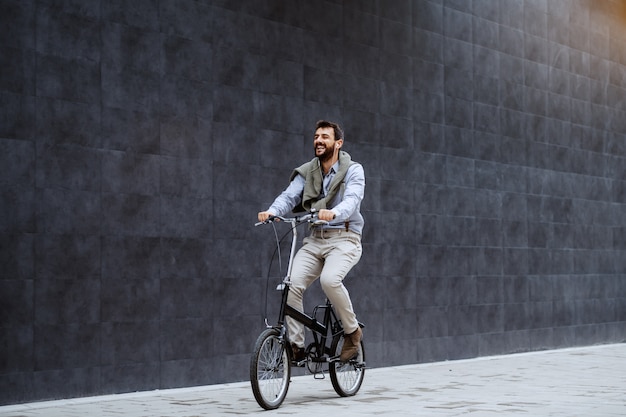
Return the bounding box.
[250,328,291,410]
[329,331,365,397]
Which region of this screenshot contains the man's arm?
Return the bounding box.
[258,174,305,221]
[329,163,365,221]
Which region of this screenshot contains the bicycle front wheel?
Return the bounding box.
[329,331,365,397]
[250,328,291,410]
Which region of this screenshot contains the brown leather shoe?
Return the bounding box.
[291,344,306,363]
[340,327,362,362]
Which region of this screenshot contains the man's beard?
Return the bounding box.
[315,144,334,162]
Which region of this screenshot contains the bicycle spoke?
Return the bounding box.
[251,329,291,409]
[329,336,365,397]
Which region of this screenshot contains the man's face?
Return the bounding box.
[314,127,341,161]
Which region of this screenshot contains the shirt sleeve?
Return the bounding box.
[267,174,305,216]
[330,163,365,221]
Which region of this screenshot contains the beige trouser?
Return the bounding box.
[286,229,362,348]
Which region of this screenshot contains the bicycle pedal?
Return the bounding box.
[313,372,325,380]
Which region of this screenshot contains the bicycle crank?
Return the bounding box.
[307,358,325,376]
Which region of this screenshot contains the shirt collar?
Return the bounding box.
[329,160,339,174]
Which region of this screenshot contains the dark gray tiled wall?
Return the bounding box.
[1,0,625,405]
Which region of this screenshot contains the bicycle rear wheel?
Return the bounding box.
[329,332,365,396]
[250,328,291,410]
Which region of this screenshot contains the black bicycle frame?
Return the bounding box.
[277,283,341,358]
[262,213,343,359]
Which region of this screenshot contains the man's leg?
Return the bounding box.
[318,235,362,335]
[285,237,323,348]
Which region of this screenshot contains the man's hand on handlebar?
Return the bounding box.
[317,209,336,222]
[257,209,334,225]
[257,211,275,223]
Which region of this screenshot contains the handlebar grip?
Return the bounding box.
[255,215,279,226]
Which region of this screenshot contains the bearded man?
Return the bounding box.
[257,120,366,363]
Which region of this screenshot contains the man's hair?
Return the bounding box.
[316,120,344,141]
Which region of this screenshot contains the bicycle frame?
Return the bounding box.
[284,294,343,361]
[258,213,343,361]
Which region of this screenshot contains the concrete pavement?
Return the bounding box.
[1,343,624,416]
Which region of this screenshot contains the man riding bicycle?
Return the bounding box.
[258,120,365,363]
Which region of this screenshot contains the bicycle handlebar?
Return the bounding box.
[255,212,328,227]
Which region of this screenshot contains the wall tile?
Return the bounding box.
[303,66,344,105]
[3,376,29,409]
[0,0,36,50]
[33,367,100,401]
[102,0,160,31]
[413,0,443,33]
[100,363,159,395]
[101,69,160,113]
[414,29,443,63]
[160,238,214,280]
[343,8,379,47]
[301,1,342,36]
[101,279,160,322]
[0,92,36,140]
[160,277,213,320]
[101,322,159,365]
[36,54,100,104]
[0,233,34,280]
[0,280,33,326]
[444,7,472,43]
[38,189,101,235]
[102,151,159,196]
[35,279,100,325]
[160,78,212,121]
[0,46,36,96]
[34,324,100,371]
[101,193,160,237]
[36,98,101,147]
[36,144,101,191]
[101,106,160,154]
[476,276,503,304]
[380,18,412,56]
[160,318,213,361]
[35,234,100,280]
[36,7,100,62]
